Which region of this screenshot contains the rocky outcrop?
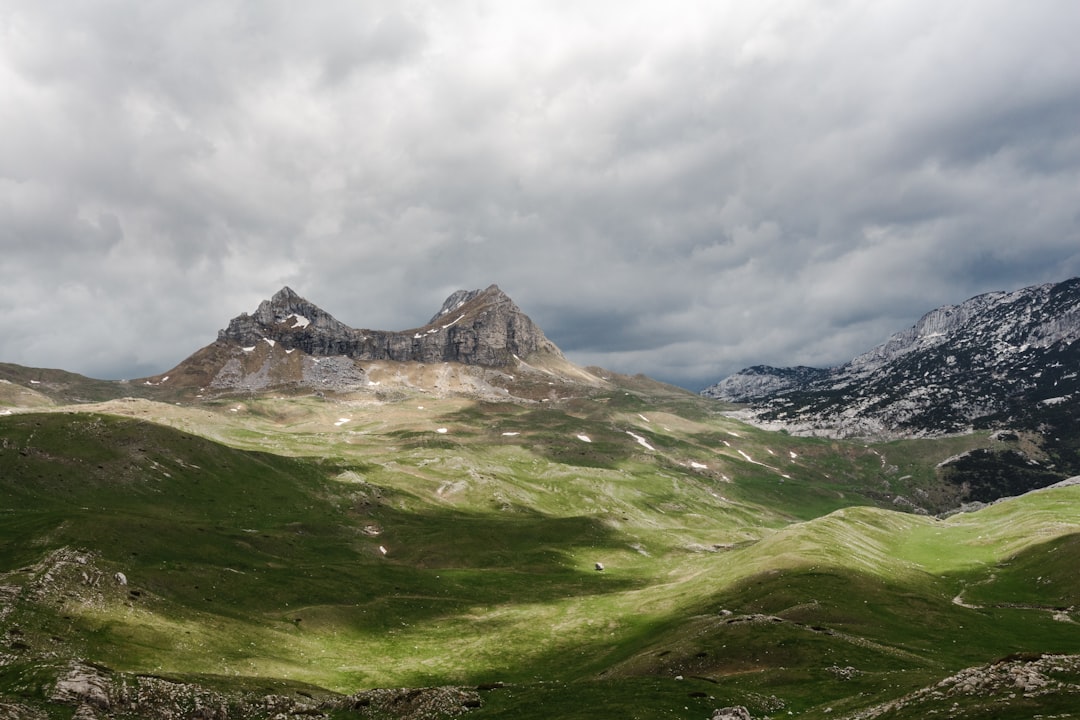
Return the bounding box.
[217,284,561,367]
[843,653,1080,720]
[51,662,112,711]
[712,707,752,720]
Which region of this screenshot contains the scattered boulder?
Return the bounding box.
[71,704,100,720]
[595,562,605,571]
[0,702,46,720]
[51,662,111,710]
[712,706,752,720]
[114,572,127,586]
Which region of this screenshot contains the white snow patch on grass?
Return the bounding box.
[335,418,350,427]
[501,432,520,436]
[436,428,448,434]
[689,461,708,470]
[789,451,798,459]
[638,414,650,423]
[726,430,741,437]
[626,431,655,451]
[576,434,592,443]
[442,314,465,329]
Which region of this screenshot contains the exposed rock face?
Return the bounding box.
[51,662,112,710]
[149,284,584,397]
[846,654,1080,720]
[218,284,560,367]
[712,707,752,720]
[702,277,1080,440]
[703,365,828,404]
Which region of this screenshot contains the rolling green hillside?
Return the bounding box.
[1,382,1078,719]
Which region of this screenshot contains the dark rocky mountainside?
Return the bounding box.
[702,277,1080,495]
[219,284,561,366]
[704,277,1080,436]
[143,284,590,397]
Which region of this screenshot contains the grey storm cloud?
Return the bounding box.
[2,0,1079,389]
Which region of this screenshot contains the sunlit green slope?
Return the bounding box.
[1,385,1077,719]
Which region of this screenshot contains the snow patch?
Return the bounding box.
[435,427,448,434]
[789,451,798,459]
[726,430,741,437]
[576,434,592,443]
[638,414,650,423]
[263,338,276,347]
[689,461,708,469]
[501,432,520,436]
[442,314,465,329]
[29,380,40,384]
[626,431,655,451]
[284,313,311,329]
[335,418,350,427]
[241,346,256,352]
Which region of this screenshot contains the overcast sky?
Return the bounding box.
[2,1,1079,390]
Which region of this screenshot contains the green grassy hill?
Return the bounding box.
[1,381,1078,719]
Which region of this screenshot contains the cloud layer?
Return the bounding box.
[3,1,1079,388]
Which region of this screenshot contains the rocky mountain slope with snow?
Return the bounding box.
[143,284,600,398]
[703,277,1080,441]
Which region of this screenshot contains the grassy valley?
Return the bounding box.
[1,374,1078,719]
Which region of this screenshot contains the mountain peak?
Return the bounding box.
[208,284,560,372]
[703,276,1080,439]
[428,284,511,324]
[270,286,302,304]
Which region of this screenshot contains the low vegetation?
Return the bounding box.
[1,376,1078,719]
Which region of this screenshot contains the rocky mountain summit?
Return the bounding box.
[219,284,560,366]
[145,285,595,398]
[703,277,1080,440]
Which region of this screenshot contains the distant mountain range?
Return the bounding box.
[702,276,1080,490]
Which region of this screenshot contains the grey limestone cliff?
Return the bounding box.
[218,284,561,367]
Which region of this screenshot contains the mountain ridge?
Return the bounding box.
[137,283,602,398]
[703,276,1080,439]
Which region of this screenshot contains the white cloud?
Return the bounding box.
[1,1,1079,388]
